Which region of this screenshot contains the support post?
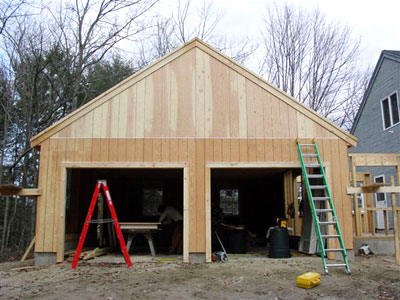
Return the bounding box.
[351,158,361,236]
[391,176,400,265]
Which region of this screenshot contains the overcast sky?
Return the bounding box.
[212,0,400,69]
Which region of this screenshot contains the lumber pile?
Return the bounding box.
[65,247,113,261]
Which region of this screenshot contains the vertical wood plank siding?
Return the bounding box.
[38,46,354,258]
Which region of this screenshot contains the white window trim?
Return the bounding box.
[374,174,387,203]
[380,91,400,130]
[356,181,364,208]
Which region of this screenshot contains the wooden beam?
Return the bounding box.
[354,235,395,240]
[183,166,189,263]
[361,182,388,188]
[206,162,301,168]
[82,247,113,260]
[61,162,188,169]
[0,188,41,197]
[205,166,211,263]
[391,177,400,265]
[20,236,36,262]
[347,186,400,194]
[351,158,361,236]
[365,207,400,211]
[349,153,400,166]
[57,167,67,263]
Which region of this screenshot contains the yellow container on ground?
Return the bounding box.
[296,272,321,289]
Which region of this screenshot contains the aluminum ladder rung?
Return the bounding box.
[321,234,339,238]
[310,185,326,189]
[325,249,343,252]
[318,221,337,225]
[308,174,324,178]
[305,163,320,168]
[313,197,330,201]
[303,154,318,158]
[316,209,333,213]
[326,264,347,268]
[299,144,315,147]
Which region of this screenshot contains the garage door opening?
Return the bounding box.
[210,167,302,255]
[64,167,185,259]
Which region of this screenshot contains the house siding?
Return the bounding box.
[351,55,400,230]
[351,58,400,154]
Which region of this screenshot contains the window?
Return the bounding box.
[142,188,164,216]
[381,92,400,129]
[356,181,364,208]
[219,189,239,216]
[374,175,386,203]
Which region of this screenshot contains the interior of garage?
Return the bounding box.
[210,168,302,254]
[64,168,184,255]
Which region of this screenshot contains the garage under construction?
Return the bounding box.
[30,38,357,266]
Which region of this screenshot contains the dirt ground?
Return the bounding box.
[0,254,399,300]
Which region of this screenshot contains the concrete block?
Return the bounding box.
[35,252,56,266]
[189,253,206,263]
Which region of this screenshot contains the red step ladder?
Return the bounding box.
[71,180,132,269]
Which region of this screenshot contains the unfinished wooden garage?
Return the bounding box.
[30,38,357,265]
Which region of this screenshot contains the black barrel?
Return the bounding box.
[268,228,291,258]
[227,230,247,254]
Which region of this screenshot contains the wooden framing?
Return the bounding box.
[349,153,400,264]
[58,162,189,263]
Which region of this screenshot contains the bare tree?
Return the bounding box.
[259,2,368,128]
[49,0,159,111]
[135,0,257,69]
[173,0,223,43]
[0,0,27,35]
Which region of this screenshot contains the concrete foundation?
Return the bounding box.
[189,253,206,263]
[35,252,57,266]
[354,238,395,255]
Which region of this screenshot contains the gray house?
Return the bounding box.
[351,50,400,230]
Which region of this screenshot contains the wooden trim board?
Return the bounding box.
[57,163,189,263]
[204,162,316,259]
[347,186,400,194]
[206,162,302,168]
[205,166,211,262]
[61,162,188,168]
[183,166,189,263]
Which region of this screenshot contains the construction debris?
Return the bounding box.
[82,247,113,260]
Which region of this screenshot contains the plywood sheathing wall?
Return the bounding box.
[34,45,354,258]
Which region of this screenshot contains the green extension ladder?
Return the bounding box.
[297,141,351,275]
